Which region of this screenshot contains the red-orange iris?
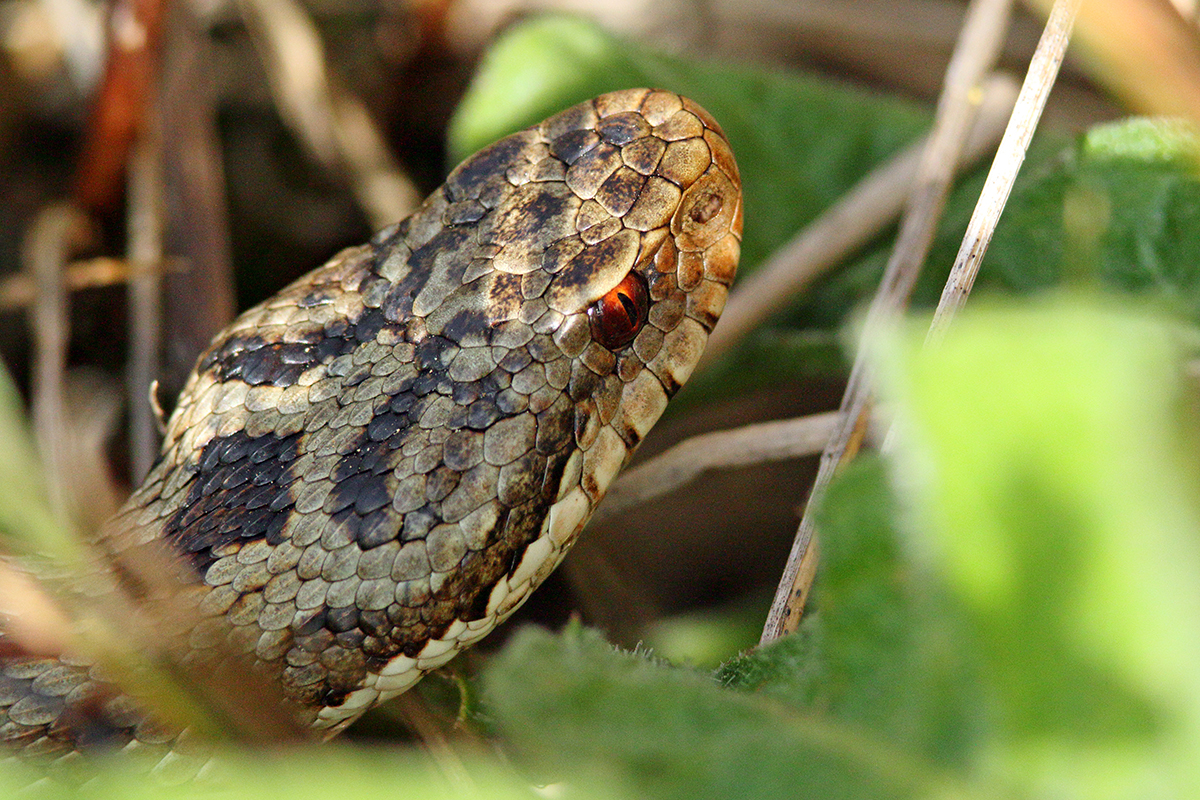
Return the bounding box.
[588,271,649,351]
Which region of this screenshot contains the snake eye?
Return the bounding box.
[588,271,649,351]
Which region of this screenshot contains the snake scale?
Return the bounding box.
[0,88,741,759]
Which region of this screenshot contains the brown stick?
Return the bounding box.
[761,0,1018,645]
[23,205,93,516]
[237,0,421,228]
[0,257,184,311]
[928,0,1081,342]
[126,131,166,482]
[592,412,841,527]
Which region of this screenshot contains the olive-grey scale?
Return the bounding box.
[0,88,741,757]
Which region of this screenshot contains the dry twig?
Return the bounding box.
[0,257,184,311]
[761,0,1018,644]
[126,131,166,482]
[23,205,93,517]
[928,0,1082,341]
[237,0,421,228]
[593,412,841,527]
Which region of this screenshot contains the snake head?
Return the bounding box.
[430,87,742,443]
[388,89,743,560]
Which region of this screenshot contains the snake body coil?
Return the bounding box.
[0,89,741,757]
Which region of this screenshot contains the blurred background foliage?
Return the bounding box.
[3,0,1200,796]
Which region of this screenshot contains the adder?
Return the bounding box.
[0,88,742,758]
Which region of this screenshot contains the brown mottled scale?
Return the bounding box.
[0,89,741,757]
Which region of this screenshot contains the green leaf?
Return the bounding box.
[951,119,1200,316]
[719,458,982,767]
[769,116,1200,343]
[0,357,74,560]
[911,119,1200,321]
[482,623,961,800]
[716,621,825,705]
[1,747,541,800]
[879,298,1200,796]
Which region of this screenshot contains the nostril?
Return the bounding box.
[688,192,723,224]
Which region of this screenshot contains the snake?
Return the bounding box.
[0,88,741,759]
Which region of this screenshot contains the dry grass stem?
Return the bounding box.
[0,558,74,658]
[928,0,1080,342]
[237,0,421,228]
[592,412,841,527]
[762,0,1018,645]
[329,91,424,230]
[126,133,166,483]
[700,72,1018,370]
[0,256,184,311]
[57,374,124,533]
[23,204,93,517]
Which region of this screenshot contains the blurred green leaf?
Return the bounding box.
[879,298,1200,796]
[0,356,73,560]
[482,623,959,800]
[1,746,542,800]
[719,458,981,766]
[640,603,765,670]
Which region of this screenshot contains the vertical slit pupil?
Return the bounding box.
[617,292,637,319]
[588,272,649,351]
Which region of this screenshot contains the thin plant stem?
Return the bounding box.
[762,0,1018,645]
[927,0,1082,343]
[593,412,840,526]
[127,132,166,483]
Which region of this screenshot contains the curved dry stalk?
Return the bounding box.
[592,412,840,527]
[237,0,421,228]
[761,0,1019,645]
[23,204,93,517]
